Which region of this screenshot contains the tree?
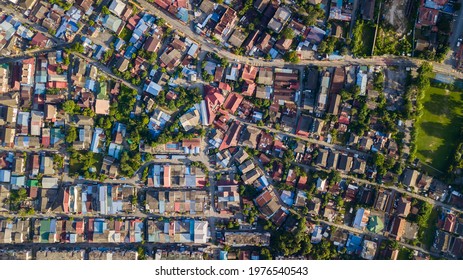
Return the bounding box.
[260,248,272,260]
[102,6,110,15]
[71,42,85,53]
[281,27,295,39]
[283,51,300,63]
[63,100,77,115]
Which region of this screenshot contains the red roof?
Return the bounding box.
[219,82,231,91]
[219,121,243,151]
[42,136,50,148]
[30,32,48,48]
[154,0,170,10]
[223,92,244,114]
[241,65,258,83]
[242,81,256,96]
[126,14,141,30]
[47,81,67,89]
[418,7,439,26]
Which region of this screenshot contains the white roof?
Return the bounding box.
[109,0,126,16]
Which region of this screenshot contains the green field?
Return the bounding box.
[352,20,375,57]
[416,86,463,172]
[69,152,104,176]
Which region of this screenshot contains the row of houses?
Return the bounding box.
[0,217,209,244]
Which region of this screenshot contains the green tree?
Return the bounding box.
[102,6,110,15]
[283,51,300,63]
[281,27,295,39]
[63,100,77,115]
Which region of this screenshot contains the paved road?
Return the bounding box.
[136,0,463,78]
[229,114,371,159]
[450,4,463,49]
[71,52,143,94]
[317,219,443,259]
[292,160,463,215]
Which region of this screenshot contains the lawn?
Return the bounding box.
[415,85,463,172]
[118,27,133,42]
[69,151,104,176]
[352,20,375,57]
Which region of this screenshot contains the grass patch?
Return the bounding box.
[397,247,413,260]
[417,204,438,250]
[118,27,132,42]
[69,151,104,177]
[415,85,463,172]
[352,20,375,57]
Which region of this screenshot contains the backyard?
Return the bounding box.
[351,20,375,57]
[69,151,104,177]
[415,85,463,172]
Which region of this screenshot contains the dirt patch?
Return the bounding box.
[383,0,408,35]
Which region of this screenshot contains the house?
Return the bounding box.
[216,185,241,214]
[337,154,352,172]
[103,14,123,34]
[254,187,282,219]
[95,99,110,115]
[44,104,57,122]
[362,0,376,21]
[116,57,130,72]
[315,149,328,167]
[179,108,201,131]
[159,48,182,70]
[316,71,330,113]
[30,110,43,136]
[258,67,273,85]
[144,35,162,53]
[353,208,370,230]
[308,197,321,215]
[326,151,339,170]
[256,33,273,53]
[228,29,246,48]
[390,216,406,240]
[361,240,377,260]
[254,0,270,12]
[214,7,237,37]
[267,6,291,33]
[2,127,15,147]
[275,38,292,53]
[40,156,54,175]
[402,169,419,189]
[316,178,326,192]
[239,126,260,148]
[224,232,271,247]
[223,92,243,114]
[352,158,366,174]
[109,0,126,17]
[416,6,439,29]
[396,197,411,217]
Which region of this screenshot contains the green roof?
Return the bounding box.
[40,220,51,243]
[97,82,108,99]
[367,216,384,233]
[27,179,39,187]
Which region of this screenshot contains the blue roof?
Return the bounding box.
[177,8,188,23]
[94,220,105,234]
[219,251,228,260]
[124,45,136,59]
[346,234,362,254]
[211,13,220,22]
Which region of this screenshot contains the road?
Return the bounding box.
[317,219,443,259]
[450,3,463,49]
[136,0,463,78]
[71,52,143,94]
[291,160,463,215]
[228,114,371,159]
